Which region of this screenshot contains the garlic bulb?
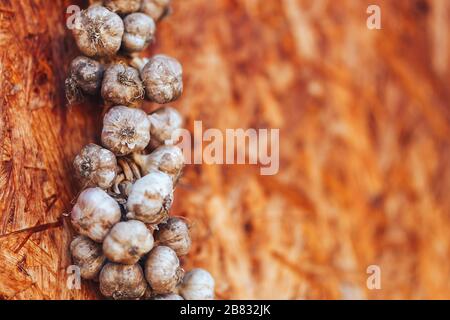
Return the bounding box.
[71,188,121,242]
[154,217,191,256]
[73,143,117,189]
[100,263,147,300]
[148,107,183,148]
[145,246,183,294]
[141,54,183,104]
[126,170,173,225]
[153,294,184,300]
[65,56,104,104]
[133,146,184,183]
[101,64,144,106]
[179,269,215,300]
[70,235,106,280]
[101,106,151,156]
[104,0,142,15]
[141,0,171,21]
[72,6,124,58]
[68,56,104,94]
[122,13,156,53]
[103,220,154,265]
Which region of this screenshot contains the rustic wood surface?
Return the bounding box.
[1,0,450,299]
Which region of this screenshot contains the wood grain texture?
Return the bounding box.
[0,0,100,300]
[1,0,450,299]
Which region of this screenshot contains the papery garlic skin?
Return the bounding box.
[100,263,147,300]
[141,285,154,300]
[68,56,105,94]
[103,220,154,265]
[154,217,191,256]
[122,13,156,53]
[74,143,117,189]
[133,146,184,183]
[102,106,151,156]
[72,6,124,58]
[145,246,183,294]
[101,64,144,106]
[71,188,121,242]
[70,235,106,280]
[126,170,173,225]
[148,107,183,147]
[140,0,171,21]
[141,55,183,104]
[65,56,105,104]
[153,294,184,300]
[179,269,215,300]
[104,0,142,15]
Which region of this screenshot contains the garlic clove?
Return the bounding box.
[144,246,183,295]
[103,220,154,265]
[99,263,147,300]
[133,145,184,184]
[74,143,118,189]
[101,64,145,107]
[141,55,183,104]
[101,106,151,156]
[126,170,174,225]
[154,217,191,256]
[148,106,183,148]
[122,13,156,53]
[72,6,124,58]
[70,235,106,280]
[179,268,215,300]
[71,188,121,242]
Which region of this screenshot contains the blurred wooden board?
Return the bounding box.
[1,0,450,299]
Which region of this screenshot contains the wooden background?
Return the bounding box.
[1,0,450,299]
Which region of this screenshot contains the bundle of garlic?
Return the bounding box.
[66,1,182,106]
[66,0,215,300]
